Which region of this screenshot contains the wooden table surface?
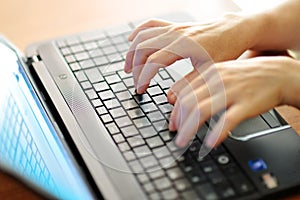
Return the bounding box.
[1,0,300,199]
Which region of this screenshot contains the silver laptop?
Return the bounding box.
[1,11,300,200]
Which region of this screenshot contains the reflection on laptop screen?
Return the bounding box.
[0,41,93,200]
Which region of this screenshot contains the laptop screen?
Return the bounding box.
[0,39,93,199]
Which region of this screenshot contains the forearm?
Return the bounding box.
[250,0,300,51]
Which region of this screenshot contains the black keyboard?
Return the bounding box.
[56,24,256,200]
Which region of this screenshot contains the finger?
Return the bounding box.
[131,37,177,89]
[136,49,180,94]
[167,69,201,104]
[125,27,169,73]
[175,92,228,147]
[204,104,247,148]
[169,73,208,131]
[128,19,172,41]
[167,61,214,105]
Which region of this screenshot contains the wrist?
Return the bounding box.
[281,59,300,108]
[241,12,274,51]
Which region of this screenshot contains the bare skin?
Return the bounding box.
[124,0,300,148]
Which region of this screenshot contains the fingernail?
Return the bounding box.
[169,93,177,103]
[169,120,175,131]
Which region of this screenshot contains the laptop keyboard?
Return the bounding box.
[0,94,58,193]
[56,24,256,200]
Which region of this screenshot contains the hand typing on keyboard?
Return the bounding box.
[124,0,300,150]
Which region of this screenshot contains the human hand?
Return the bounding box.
[168,56,300,148]
[124,13,264,94]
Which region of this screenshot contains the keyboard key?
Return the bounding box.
[111,82,126,92]
[83,41,98,50]
[70,62,81,71]
[85,89,98,100]
[115,116,132,127]
[140,155,158,169]
[105,74,121,84]
[154,177,172,191]
[84,68,102,83]
[118,70,132,79]
[215,181,236,199]
[188,140,201,153]
[127,136,145,148]
[159,104,173,113]
[102,45,118,55]
[144,182,155,193]
[207,170,225,184]
[147,86,163,96]
[113,134,125,143]
[101,62,125,74]
[88,49,104,58]
[174,178,191,192]
[160,156,177,169]
[116,91,132,101]
[91,99,102,107]
[99,90,115,100]
[122,99,138,110]
[146,136,164,149]
[188,170,207,184]
[101,114,113,123]
[140,102,157,113]
[133,145,151,158]
[166,167,184,180]
[133,117,151,128]
[121,125,139,137]
[162,188,179,200]
[123,78,134,88]
[153,94,168,105]
[81,81,92,89]
[80,59,95,69]
[215,154,230,165]
[128,160,143,173]
[93,81,109,92]
[137,173,149,184]
[153,146,171,159]
[128,108,145,119]
[118,142,131,153]
[105,122,119,134]
[158,70,170,79]
[182,190,200,200]
[148,169,165,179]
[74,52,89,61]
[148,111,164,122]
[230,174,255,195]
[158,79,174,89]
[110,107,126,118]
[93,56,109,66]
[96,106,107,115]
[104,99,120,109]
[160,131,174,142]
[123,151,136,161]
[74,71,87,82]
[196,183,219,200]
[116,42,130,53]
[201,160,218,174]
[134,94,152,104]
[106,52,123,63]
[153,120,169,132]
[140,126,157,138]
[65,55,76,63]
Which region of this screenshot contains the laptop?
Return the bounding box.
[1,9,300,200]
